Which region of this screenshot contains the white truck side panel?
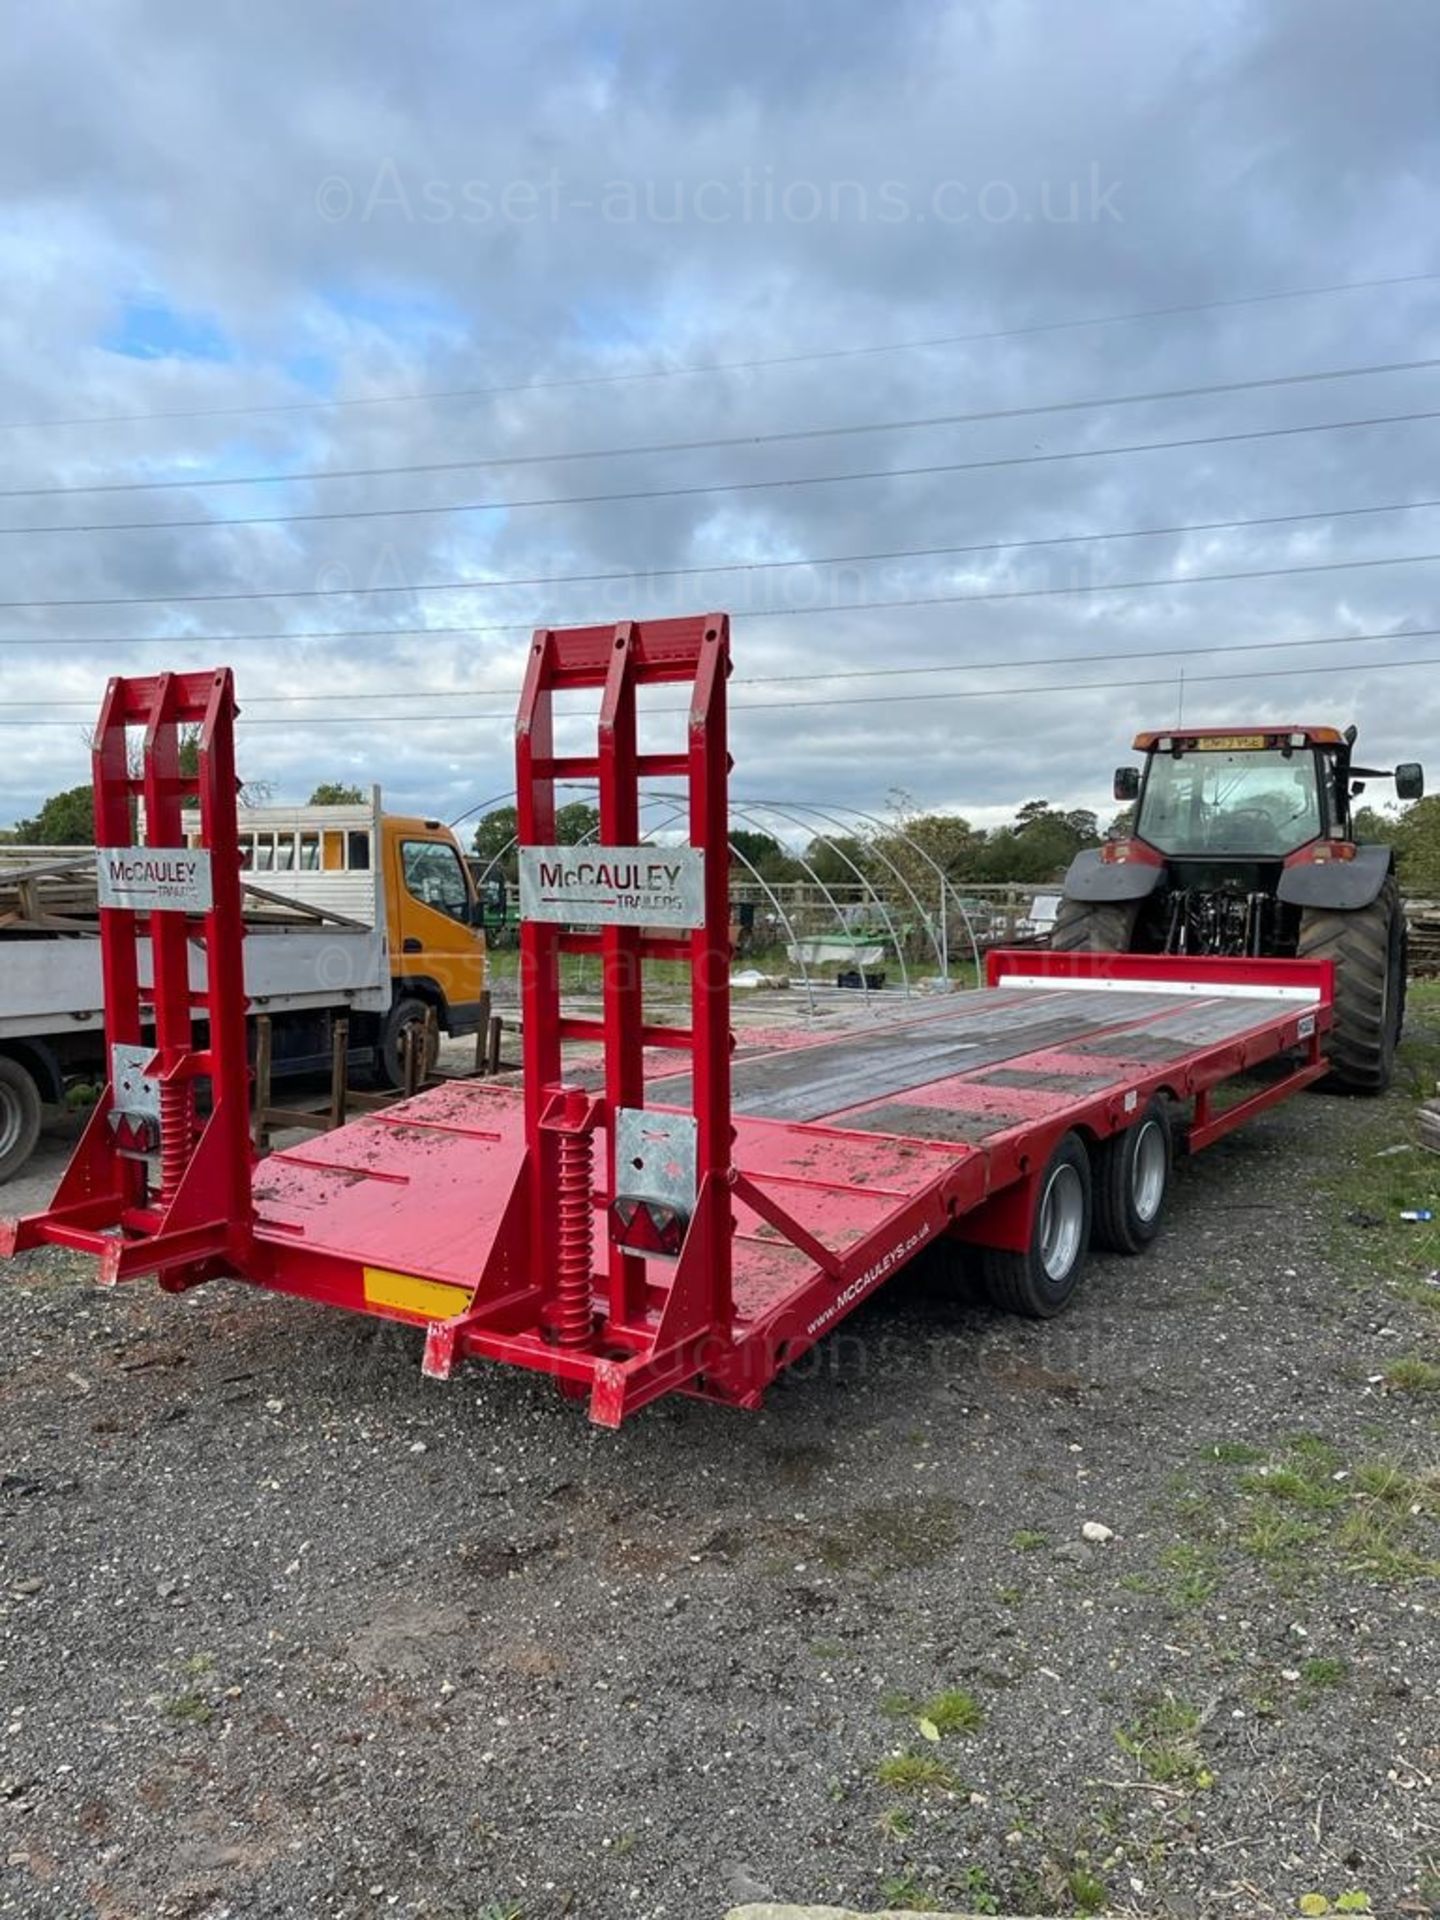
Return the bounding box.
[0,927,390,1041]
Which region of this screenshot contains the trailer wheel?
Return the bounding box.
[980,1131,1092,1318]
[1049,897,1138,953]
[1092,1098,1172,1254]
[0,1056,43,1185]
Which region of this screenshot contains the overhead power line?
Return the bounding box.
[2,545,1434,663]
[1,491,1436,614]
[7,269,1439,434]
[3,649,1437,729]
[4,406,1437,539]
[6,354,1436,500]
[9,622,1437,710]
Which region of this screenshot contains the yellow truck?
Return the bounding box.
[196,791,488,1086]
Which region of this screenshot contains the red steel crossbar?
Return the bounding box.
[0,670,253,1284]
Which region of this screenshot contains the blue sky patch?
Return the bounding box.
[102,295,235,362]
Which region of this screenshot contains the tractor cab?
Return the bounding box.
[1056,724,1424,1092]
[1118,727,1422,863]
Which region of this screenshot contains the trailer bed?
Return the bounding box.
[247,958,1325,1362]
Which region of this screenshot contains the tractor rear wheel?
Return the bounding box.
[1297,877,1404,1094]
[1049,897,1138,953]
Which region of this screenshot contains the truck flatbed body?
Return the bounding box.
[1,623,1334,1428]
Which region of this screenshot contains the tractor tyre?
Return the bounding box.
[1297,877,1404,1095]
[1049,897,1139,953]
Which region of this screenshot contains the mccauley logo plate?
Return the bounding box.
[518,845,705,929]
[96,848,213,913]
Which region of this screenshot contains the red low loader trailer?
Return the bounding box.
[1,616,1335,1427]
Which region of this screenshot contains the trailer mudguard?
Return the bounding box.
[1277,843,1393,911]
[1062,847,1166,904]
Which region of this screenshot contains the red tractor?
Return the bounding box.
[1052,726,1424,1092]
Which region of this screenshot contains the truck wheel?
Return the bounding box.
[1298,878,1403,1094]
[1092,1098,1172,1254]
[980,1131,1092,1318]
[0,1057,43,1185]
[1049,897,1138,953]
[380,998,436,1090]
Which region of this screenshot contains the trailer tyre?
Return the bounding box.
[0,1056,43,1185]
[1297,877,1403,1095]
[379,997,437,1090]
[1092,1098,1172,1254]
[1049,897,1138,953]
[980,1131,1092,1318]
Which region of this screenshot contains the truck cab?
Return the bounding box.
[193,792,487,1079]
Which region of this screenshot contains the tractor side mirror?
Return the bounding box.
[1396,762,1425,801]
[1113,766,1140,802]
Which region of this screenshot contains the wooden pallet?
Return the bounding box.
[1,848,366,935]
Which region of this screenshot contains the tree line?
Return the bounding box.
[2,774,365,844]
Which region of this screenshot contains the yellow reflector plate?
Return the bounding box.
[362,1266,472,1321]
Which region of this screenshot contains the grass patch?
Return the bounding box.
[163,1691,213,1726]
[1009,1528,1049,1552]
[1158,1541,1220,1610]
[878,1873,942,1913]
[1230,1434,1440,1585]
[1239,1464,1347,1512]
[1201,1439,1266,1465]
[1300,1656,1348,1689]
[945,1866,1000,1914]
[1384,1354,1440,1393]
[1240,1504,1320,1565]
[874,1750,959,1794]
[1116,1695,1213,1789]
[1351,1458,1440,1512]
[917,1688,984,1736]
[1326,981,1440,1290]
[1068,1864,1109,1914]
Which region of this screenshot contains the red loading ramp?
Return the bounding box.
[250,1080,531,1324]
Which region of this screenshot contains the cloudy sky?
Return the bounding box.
[0,0,1437,838]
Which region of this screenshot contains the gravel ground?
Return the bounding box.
[2,1005,1438,1920]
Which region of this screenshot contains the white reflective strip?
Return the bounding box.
[996,972,1323,1004]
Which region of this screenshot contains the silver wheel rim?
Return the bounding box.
[1131,1118,1167,1223]
[1038,1161,1085,1281]
[0,1084,21,1160]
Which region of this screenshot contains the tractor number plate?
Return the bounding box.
[1192,734,1268,752]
